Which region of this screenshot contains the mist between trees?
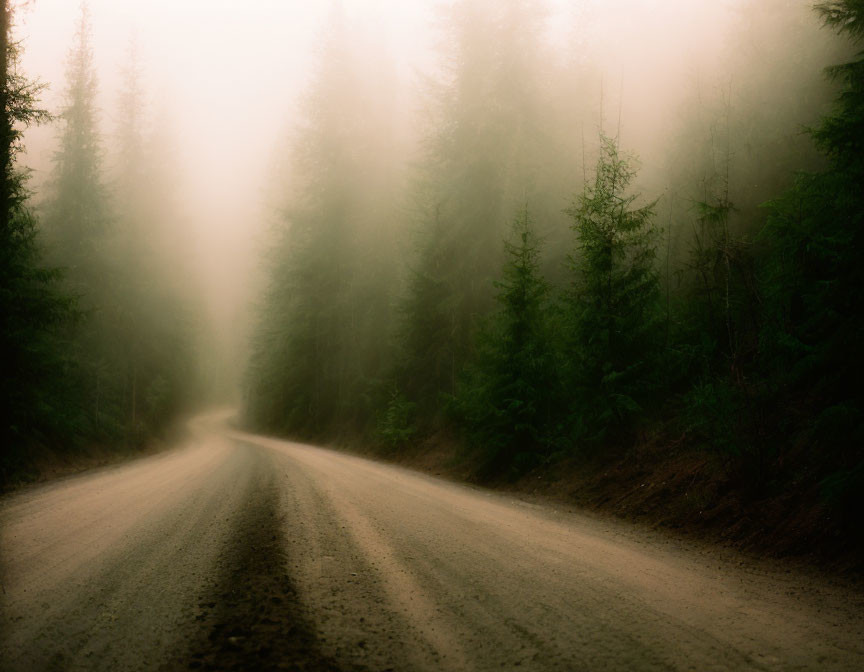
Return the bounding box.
[245,0,864,532]
[1,2,200,484]
[2,0,863,540]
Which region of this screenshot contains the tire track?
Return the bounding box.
[174,442,348,672]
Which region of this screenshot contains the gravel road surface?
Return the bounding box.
[2,413,862,671]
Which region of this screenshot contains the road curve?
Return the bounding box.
[2,413,863,671]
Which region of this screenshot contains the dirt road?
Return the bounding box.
[2,413,863,671]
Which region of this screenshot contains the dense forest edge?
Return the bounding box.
[244,0,864,568]
[1,2,199,490]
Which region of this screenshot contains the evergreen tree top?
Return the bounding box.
[816,1,864,40]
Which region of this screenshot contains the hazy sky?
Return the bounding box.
[16,0,736,193]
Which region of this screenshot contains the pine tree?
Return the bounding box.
[399,208,460,411]
[760,0,864,448]
[685,182,758,381]
[109,44,196,437]
[246,8,357,436]
[399,0,559,414]
[246,7,401,438]
[0,0,76,482]
[42,5,124,437]
[43,5,108,289]
[398,0,501,408]
[565,134,661,441]
[111,40,147,433]
[453,206,556,474]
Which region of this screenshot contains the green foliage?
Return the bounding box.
[761,0,864,405]
[397,0,564,419]
[43,6,108,280]
[0,4,81,483]
[106,44,197,440]
[564,134,662,443]
[375,386,417,452]
[451,206,557,476]
[398,209,463,408]
[687,197,737,354]
[820,462,864,518]
[39,6,122,442]
[237,0,864,533]
[681,379,749,456]
[246,8,400,439]
[816,0,864,37]
[3,8,198,478]
[675,190,762,406]
[144,375,171,426]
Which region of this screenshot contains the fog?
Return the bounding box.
[13,0,841,408]
[5,1,864,665]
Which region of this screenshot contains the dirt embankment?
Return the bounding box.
[0,423,189,496]
[366,429,864,575]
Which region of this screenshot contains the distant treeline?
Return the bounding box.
[246,0,864,526]
[1,3,198,486]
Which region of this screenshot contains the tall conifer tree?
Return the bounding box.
[247,7,401,437]
[42,5,123,436]
[0,0,75,481]
[453,206,556,473]
[400,0,557,412]
[761,0,864,452]
[565,134,661,440]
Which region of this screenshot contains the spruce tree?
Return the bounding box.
[43,5,108,288]
[565,134,661,441]
[246,7,401,438]
[453,206,556,474]
[399,209,460,411]
[246,8,357,436]
[399,0,558,415]
[0,0,76,481]
[685,190,758,380]
[42,6,123,437]
[109,44,195,437]
[761,0,864,450]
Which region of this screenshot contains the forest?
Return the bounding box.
[1,2,198,483]
[2,0,863,555]
[5,3,864,669]
[243,0,864,552]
